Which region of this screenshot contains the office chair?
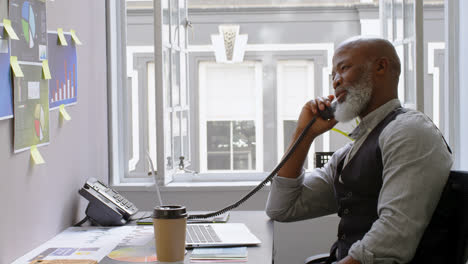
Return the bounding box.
[305,170,468,264]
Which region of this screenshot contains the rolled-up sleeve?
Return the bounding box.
[348,113,453,264]
[266,144,351,222]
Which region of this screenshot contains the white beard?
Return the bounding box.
[334,70,373,123]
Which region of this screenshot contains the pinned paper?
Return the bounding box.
[57,28,68,46]
[42,60,51,79]
[10,56,24,77]
[59,104,71,121]
[70,29,82,45]
[30,145,45,165]
[2,19,19,40]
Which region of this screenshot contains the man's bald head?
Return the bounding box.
[331,37,401,119]
[336,36,401,79]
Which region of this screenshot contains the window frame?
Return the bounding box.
[128,50,155,178]
[108,0,131,185]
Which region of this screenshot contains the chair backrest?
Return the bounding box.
[417,170,468,263]
[446,170,468,263]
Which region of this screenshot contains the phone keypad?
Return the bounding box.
[103,189,137,214]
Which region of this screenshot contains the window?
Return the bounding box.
[109,1,446,186]
[276,60,315,169]
[108,0,189,185]
[380,0,422,110]
[198,62,263,173]
[380,1,450,141]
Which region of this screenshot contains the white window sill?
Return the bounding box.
[112,172,272,192]
[112,181,271,192]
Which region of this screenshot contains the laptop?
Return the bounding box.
[133,212,261,248]
[185,223,261,248]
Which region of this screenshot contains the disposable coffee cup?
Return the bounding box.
[153,205,187,263]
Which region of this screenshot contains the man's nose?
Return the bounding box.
[333,74,342,89]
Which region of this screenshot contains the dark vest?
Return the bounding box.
[330,108,451,263]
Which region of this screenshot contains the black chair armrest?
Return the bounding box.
[305,253,330,264]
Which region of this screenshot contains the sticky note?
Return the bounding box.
[10,56,24,77]
[30,145,45,165]
[70,29,82,45]
[42,60,51,79]
[2,19,19,40]
[59,104,71,121]
[57,28,68,46]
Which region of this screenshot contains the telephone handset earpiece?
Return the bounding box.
[188,100,337,220]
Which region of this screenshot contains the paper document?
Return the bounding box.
[12,226,139,264]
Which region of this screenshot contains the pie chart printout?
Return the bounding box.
[9,0,47,62]
[21,1,36,48]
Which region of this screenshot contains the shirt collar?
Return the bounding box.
[348,99,401,140]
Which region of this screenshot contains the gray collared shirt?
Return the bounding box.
[265,99,453,264]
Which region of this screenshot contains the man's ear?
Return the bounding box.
[376,57,389,75]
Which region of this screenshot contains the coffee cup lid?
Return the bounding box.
[153,205,187,219]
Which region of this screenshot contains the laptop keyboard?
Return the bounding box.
[186,225,222,244]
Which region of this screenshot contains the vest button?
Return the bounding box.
[341,234,346,240]
[343,208,350,215]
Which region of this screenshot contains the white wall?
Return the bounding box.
[0,1,108,263]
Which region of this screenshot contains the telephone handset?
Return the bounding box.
[78,178,139,226]
[189,100,337,220]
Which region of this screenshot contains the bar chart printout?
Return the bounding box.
[47,32,77,109]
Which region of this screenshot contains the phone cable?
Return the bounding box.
[188,116,318,220]
[73,216,90,227]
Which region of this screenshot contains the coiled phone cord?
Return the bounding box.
[188,116,319,220]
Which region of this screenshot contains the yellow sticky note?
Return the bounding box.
[70,29,82,45]
[57,28,68,46]
[42,60,51,79]
[3,19,19,40]
[10,56,24,77]
[30,145,45,165]
[59,104,71,121]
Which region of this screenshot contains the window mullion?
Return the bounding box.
[391,0,395,42]
[414,0,424,112]
[154,0,174,185]
[230,121,234,170]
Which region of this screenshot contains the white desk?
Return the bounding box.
[16,211,273,264]
[100,211,273,264]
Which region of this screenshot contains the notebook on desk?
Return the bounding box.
[186,223,261,248]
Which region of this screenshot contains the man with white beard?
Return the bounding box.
[265,37,453,264]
